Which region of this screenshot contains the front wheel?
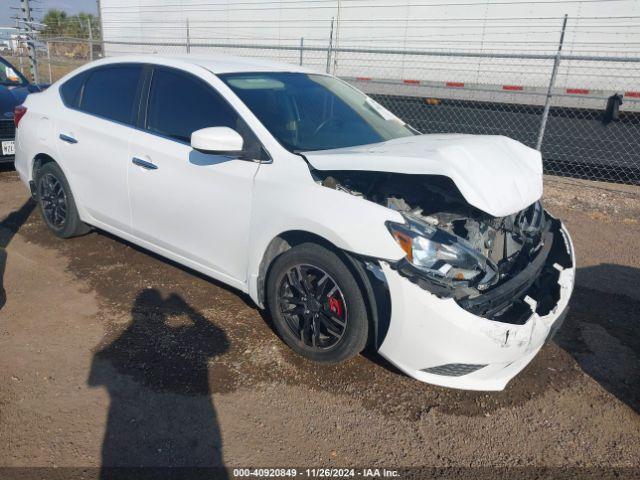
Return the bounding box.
[266,243,368,363]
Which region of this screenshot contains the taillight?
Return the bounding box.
[14,105,27,128]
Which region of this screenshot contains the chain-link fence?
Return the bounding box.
[6,32,640,185]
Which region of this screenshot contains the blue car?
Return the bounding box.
[1,55,47,164]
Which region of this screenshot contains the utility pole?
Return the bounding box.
[14,17,24,74]
[21,0,39,84]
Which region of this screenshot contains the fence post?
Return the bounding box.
[299,37,304,66]
[332,0,342,75]
[186,18,191,53]
[88,19,94,61]
[46,41,52,84]
[536,14,568,151]
[326,17,334,74]
[96,0,104,57]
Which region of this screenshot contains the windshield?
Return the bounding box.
[220,72,416,152]
[0,58,27,86]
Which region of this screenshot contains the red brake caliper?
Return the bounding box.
[328,296,344,317]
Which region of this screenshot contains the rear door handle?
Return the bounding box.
[59,133,78,144]
[132,157,158,170]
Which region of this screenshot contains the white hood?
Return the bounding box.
[303,134,543,217]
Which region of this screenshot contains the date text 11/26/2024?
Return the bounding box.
[232,468,400,478]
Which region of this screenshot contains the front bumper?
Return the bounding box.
[377,218,575,391]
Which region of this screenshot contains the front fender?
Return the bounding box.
[246,156,406,305]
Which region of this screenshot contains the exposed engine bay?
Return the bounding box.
[315,170,572,324]
[316,171,546,275]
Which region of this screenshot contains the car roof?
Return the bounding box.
[87,53,317,75]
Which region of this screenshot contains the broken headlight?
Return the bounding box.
[387,214,498,292]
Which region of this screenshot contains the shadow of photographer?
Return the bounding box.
[88,289,230,478]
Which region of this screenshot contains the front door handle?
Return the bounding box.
[132,157,158,170]
[59,133,78,144]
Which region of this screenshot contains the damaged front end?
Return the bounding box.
[315,171,574,325]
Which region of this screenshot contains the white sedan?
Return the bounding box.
[14,55,575,391]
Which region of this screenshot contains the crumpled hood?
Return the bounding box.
[303,134,543,217]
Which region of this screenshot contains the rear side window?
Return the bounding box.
[59,71,88,108]
[79,65,142,124]
[146,67,239,143]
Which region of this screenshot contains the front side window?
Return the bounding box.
[220,72,416,152]
[79,65,142,124]
[146,67,240,143]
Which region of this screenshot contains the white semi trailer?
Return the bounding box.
[98,0,640,180]
[99,0,639,99]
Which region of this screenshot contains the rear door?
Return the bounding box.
[56,64,144,233]
[127,66,262,285]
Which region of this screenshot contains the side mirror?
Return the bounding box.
[191,127,244,155]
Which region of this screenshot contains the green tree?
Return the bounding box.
[41,9,99,39]
[41,8,101,59]
[41,9,68,37]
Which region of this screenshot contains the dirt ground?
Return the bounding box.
[0,166,639,476]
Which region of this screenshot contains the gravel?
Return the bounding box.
[0,166,638,473]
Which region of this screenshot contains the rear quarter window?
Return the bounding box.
[59,71,88,108]
[78,65,143,125]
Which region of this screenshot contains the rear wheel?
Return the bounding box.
[36,162,89,238]
[266,243,368,363]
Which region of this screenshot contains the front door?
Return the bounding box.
[127,66,261,285]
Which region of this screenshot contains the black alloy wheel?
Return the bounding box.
[277,264,348,350]
[36,161,90,239]
[38,173,68,229]
[266,243,369,363]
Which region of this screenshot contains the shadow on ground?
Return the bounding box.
[0,198,36,310]
[555,264,640,414]
[88,288,229,478]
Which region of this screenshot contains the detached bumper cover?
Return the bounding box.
[377,219,575,391]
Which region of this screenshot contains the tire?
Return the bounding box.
[35,162,90,239]
[266,242,368,363]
